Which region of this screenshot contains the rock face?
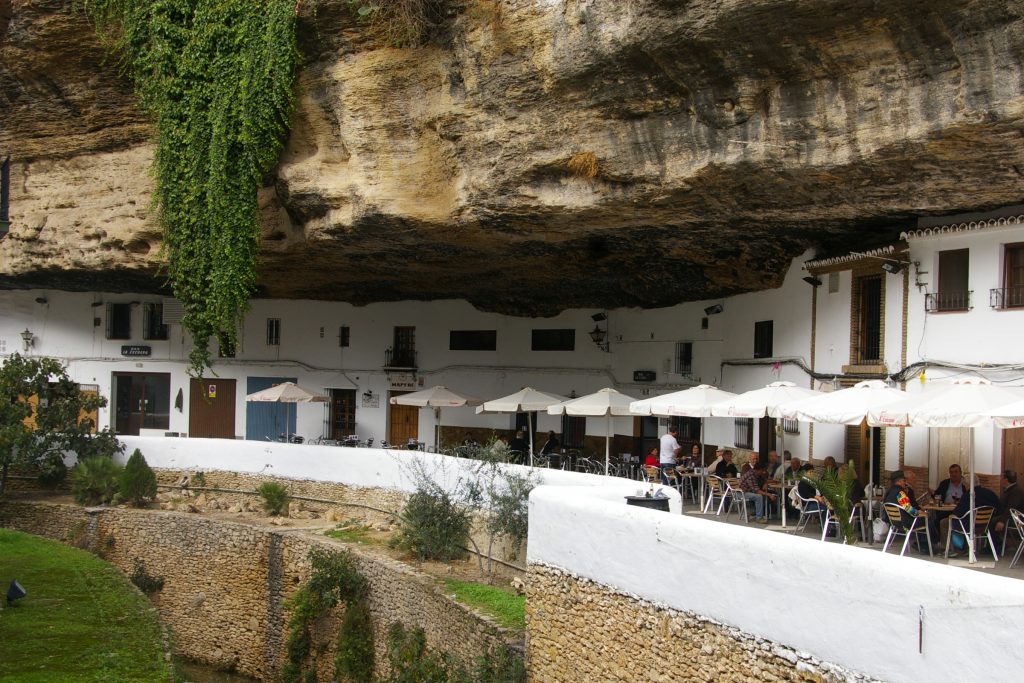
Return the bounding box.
[2,0,1023,314]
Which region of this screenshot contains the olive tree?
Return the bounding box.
[0,353,121,494]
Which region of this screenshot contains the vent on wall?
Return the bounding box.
[162,298,185,324]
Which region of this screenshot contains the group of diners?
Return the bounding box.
[883,464,1024,556]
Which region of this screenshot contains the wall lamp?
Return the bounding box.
[589,324,609,352]
[362,389,375,401]
[849,251,909,274]
[880,261,904,274]
[20,328,34,352]
[703,303,724,316]
[802,276,823,287]
[34,297,48,305]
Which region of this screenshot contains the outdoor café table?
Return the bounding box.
[920,503,956,513]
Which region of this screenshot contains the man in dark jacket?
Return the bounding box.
[884,470,927,534]
[947,476,1000,556]
[995,470,1024,534]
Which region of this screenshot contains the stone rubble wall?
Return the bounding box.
[526,565,877,683]
[151,468,526,573]
[0,501,515,681]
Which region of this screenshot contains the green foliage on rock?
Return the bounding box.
[119,448,157,506]
[345,0,451,46]
[84,0,301,375]
[335,598,375,683]
[0,352,121,494]
[71,456,125,506]
[283,546,371,683]
[257,481,289,516]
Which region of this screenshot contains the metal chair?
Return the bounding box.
[642,465,661,484]
[821,502,867,543]
[722,478,751,523]
[1006,508,1024,569]
[674,466,698,504]
[795,491,828,536]
[882,502,933,557]
[703,475,728,514]
[945,505,998,560]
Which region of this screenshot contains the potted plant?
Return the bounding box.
[799,465,859,545]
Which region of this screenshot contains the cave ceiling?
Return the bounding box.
[1,0,1023,316]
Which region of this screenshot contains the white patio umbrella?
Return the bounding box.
[779,380,907,523]
[245,382,328,442]
[867,378,1024,563]
[390,386,483,452]
[983,396,1024,429]
[547,387,637,475]
[711,381,823,527]
[630,384,738,512]
[476,387,567,466]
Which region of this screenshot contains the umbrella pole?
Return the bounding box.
[780,429,787,528]
[699,418,706,513]
[605,415,610,476]
[867,419,874,523]
[528,412,534,467]
[969,435,977,564]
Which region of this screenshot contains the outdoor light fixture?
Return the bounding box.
[34,297,47,305]
[7,579,26,605]
[589,324,609,352]
[703,303,724,316]
[20,328,33,352]
[881,261,903,274]
[362,389,375,401]
[802,276,823,287]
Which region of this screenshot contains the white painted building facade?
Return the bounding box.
[2,207,1023,483]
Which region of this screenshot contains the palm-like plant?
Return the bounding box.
[799,466,858,545]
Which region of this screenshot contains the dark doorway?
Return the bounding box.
[113,372,171,435]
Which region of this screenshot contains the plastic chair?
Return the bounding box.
[1006,508,1024,569]
[945,505,998,560]
[882,503,933,557]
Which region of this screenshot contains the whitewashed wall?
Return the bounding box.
[529,485,1024,683]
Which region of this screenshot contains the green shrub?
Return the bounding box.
[392,488,471,562]
[257,481,289,515]
[335,597,374,683]
[130,558,165,594]
[381,622,468,683]
[474,646,526,683]
[37,453,68,489]
[119,448,157,507]
[70,456,124,506]
[283,547,371,683]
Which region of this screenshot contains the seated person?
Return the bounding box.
[539,430,559,455]
[706,446,725,474]
[643,447,659,467]
[508,430,529,461]
[796,463,828,525]
[765,450,781,479]
[783,454,801,482]
[995,470,1024,535]
[714,450,738,478]
[739,463,776,523]
[884,470,928,544]
[929,464,968,504]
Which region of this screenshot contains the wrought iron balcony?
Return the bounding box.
[925,290,972,313]
[384,347,417,369]
[990,286,1024,310]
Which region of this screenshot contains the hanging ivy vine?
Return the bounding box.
[84,0,301,375]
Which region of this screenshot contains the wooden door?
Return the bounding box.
[934,427,971,486]
[758,417,777,457]
[389,392,418,446]
[189,378,236,439]
[1002,428,1024,477]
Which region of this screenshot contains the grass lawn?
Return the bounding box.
[0,529,173,682]
[443,579,525,631]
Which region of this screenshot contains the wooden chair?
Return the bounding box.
[882,503,933,557]
[945,505,998,560]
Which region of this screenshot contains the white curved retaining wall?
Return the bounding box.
[528,485,1024,683]
[115,436,682,512]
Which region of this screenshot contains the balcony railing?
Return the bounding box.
[925,290,972,313]
[385,348,417,369]
[990,286,1024,310]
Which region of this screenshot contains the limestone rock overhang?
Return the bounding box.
[1,0,1022,316]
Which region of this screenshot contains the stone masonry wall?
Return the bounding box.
[526,565,878,683]
[0,502,515,681]
[152,468,526,571]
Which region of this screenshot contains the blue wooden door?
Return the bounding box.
[245,376,297,441]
